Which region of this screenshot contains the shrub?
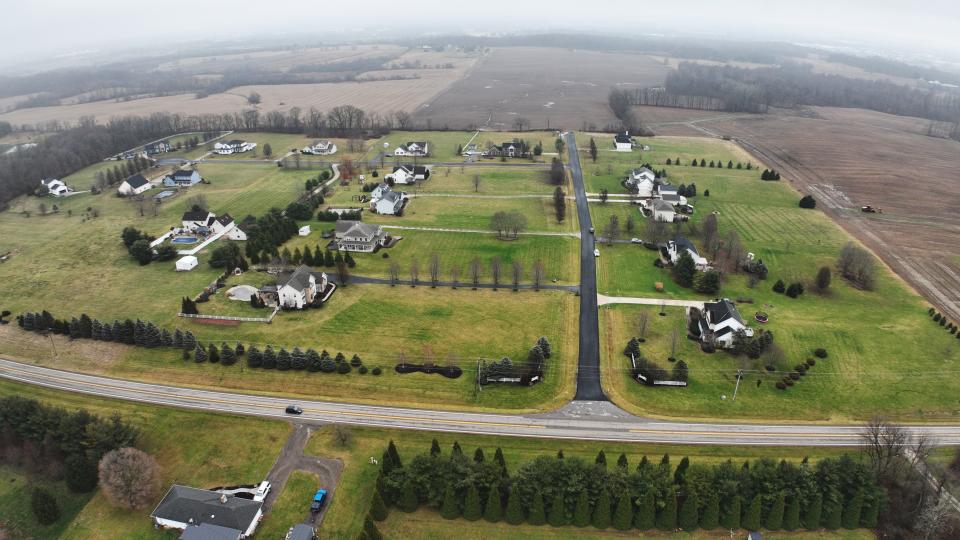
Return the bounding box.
[789,372,800,380]
[372,367,382,375]
[359,366,368,374]
[776,381,787,390]
[798,195,816,209]
[382,252,390,258]
[933,313,942,322]
[785,378,795,386]
[773,279,785,293]
[927,307,936,316]
[806,358,816,366]
[31,487,61,525]
[814,348,828,358]
[796,364,807,374]
[337,362,351,374]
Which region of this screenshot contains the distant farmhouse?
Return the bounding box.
[334,220,387,252]
[386,164,430,185]
[118,173,152,196]
[214,140,256,155]
[393,141,429,157]
[258,265,330,309]
[301,140,337,155]
[485,141,529,158]
[145,140,171,155]
[151,485,263,539]
[614,131,634,151]
[698,298,754,349]
[39,178,74,197]
[163,169,202,187]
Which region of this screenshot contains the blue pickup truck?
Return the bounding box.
[310,489,328,514]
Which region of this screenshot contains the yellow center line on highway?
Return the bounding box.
[629,429,856,438]
[0,365,545,430]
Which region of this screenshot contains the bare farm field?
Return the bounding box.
[416,47,670,130]
[695,106,960,321]
[153,44,407,72]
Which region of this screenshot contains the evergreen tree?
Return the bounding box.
[430,439,441,457]
[160,329,173,347]
[722,495,741,530]
[824,498,842,530]
[306,348,321,371]
[505,486,524,525]
[484,487,502,522]
[613,491,634,531]
[766,492,785,530]
[674,456,690,484]
[528,490,546,525]
[784,495,801,531]
[679,492,699,531]
[743,496,762,531]
[494,447,507,475]
[291,347,306,370]
[64,454,98,493]
[536,336,551,358]
[31,487,61,525]
[369,490,388,521]
[277,348,291,370]
[617,453,628,469]
[262,346,277,369]
[635,491,655,530]
[473,448,485,463]
[451,441,463,459]
[247,346,263,368]
[463,485,482,521]
[208,343,220,363]
[440,484,460,519]
[592,489,611,529]
[69,317,81,339]
[398,480,418,513]
[841,492,862,529]
[363,515,383,540]
[220,343,236,365]
[194,343,207,362]
[235,342,244,356]
[656,490,677,531]
[573,489,591,527]
[672,251,697,287]
[183,330,196,350]
[595,450,607,467]
[555,449,564,459]
[548,490,566,527]
[804,492,823,530]
[701,493,720,530]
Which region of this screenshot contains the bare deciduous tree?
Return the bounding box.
[473,175,481,192]
[450,264,461,288]
[702,213,719,254]
[637,311,649,340]
[604,215,621,245]
[644,218,668,245]
[331,424,352,447]
[838,242,877,290]
[393,111,412,130]
[428,253,440,287]
[469,257,482,289]
[532,260,545,291]
[511,260,523,291]
[98,447,161,510]
[490,257,502,289]
[410,261,419,286]
[388,262,400,286]
[513,117,528,132]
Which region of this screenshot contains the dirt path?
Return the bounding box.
[263,424,344,528]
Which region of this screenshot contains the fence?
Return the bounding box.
[177,306,280,324]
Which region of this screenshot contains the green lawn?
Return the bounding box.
[0,379,290,540]
[592,135,960,422]
[0,465,93,540]
[256,471,318,540]
[372,131,558,162]
[306,426,860,540]
[393,166,567,195]
[362,195,576,233]
[204,132,316,160]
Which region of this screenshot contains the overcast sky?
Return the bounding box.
[2,0,959,69]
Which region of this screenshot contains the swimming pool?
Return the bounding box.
[171,236,198,244]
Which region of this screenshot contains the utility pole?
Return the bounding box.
[476,358,482,393]
[732,369,744,401]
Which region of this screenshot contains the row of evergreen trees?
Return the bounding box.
[761,169,782,181]
[478,337,551,385]
[17,311,195,350]
[374,440,882,533]
[243,208,299,262]
[665,157,753,170]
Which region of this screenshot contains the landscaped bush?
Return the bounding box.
[395,363,463,379]
[790,372,800,380]
[807,358,817,366]
[359,366,368,374]
[814,348,828,359]
[933,313,942,322]
[776,381,787,390]
[784,378,795,386]
[773,279,786,293]
[372,367,382,375]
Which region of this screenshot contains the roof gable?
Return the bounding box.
[125,174,149,189]
[277,265,314,292]
[151,485,261,531]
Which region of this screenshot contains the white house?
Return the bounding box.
[210,214,236,234]
[301,140,337,155]
[118,173,152,196]
[649,199,676,223]
[150,485,263,539]
[386,165,430,185]
[299,225,311,236]
[145,141,171,155]
[226,225,248,241]
[40,178,74,197]
[666,237,710,270]
[698,298,754,349]
[265,265,327,309]
[334,221,386,252]
[626,168,657,198]
[485,141,528,158]
[630,167,656,184]
[163,169,202,187]
[214,140,256,155]
[393,141,428,157]
[182,210,215,231]
[175,256,198,271]
[614,131,633,151]
[656,182,679,198]
[369,184,404,215]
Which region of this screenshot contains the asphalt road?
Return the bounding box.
[566,132,606,401]
[5,359,960,446]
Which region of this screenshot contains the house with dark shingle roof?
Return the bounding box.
[301,140,337,155]
[150,485,263,538]
[164,169,202,187]
[386,164,430,185]
[393,141,429,157]
[334,220,386,252]
[485,141,529,158]
[257,265,327,309]
[118,173,152,196]
[698,298,754,349]
[180,522,242,540]
[614,131,633,151]
[145,141,171,155]
[182,210,215,230]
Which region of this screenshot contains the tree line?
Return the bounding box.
[374,439,882,533]
[478,337,550,385]
[386,255,549,291]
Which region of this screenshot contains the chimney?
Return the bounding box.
[220,494,228,504]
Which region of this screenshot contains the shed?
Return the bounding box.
[299,225,311,236]
[176,256,199,272]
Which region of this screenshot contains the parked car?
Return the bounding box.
[594,249,600,257]
[630,238,643,244]
[310,489,328,513]
[589,227,595,234]
[285,405,303,415]
[254,481,272,502]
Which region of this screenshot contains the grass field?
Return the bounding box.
[372,131,558,162]
[361,195,576,232]
[388,166,568,195]
[305,425,861,540]
[0,285,579,413]
[0,465,93,540]
[592,136,960,422]
[204,132,316,160]
[255,471,318,540]
[0,379,290,540]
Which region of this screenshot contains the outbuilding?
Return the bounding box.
[176,256,199,271]
[299,225,311,236]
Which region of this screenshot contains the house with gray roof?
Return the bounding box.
[698,298,754,349]
[118,173,152,196]
[150,485,263,538]
[180,523,242,540]
[393,141,429,157]
[271,264,327,309]
[334,220,386,252]
[164,169,202,187]
[369,184,405,215]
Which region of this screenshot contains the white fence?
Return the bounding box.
[178,306,280,324]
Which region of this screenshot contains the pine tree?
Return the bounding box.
[463,485,482,521]
[262,346,277,369]
[824,498,842,530]
[69,317,80,339]
[31,487,61,525]
[766,492,785,530]
[528,490,546,525]
[291,347,306,370]
[674,457,690,484]
[91,319,103,340]
[548,490,566,527]
[860,493,879,528]
[784,495,801,531]
[183,330,196,350]
[430,439,441,457]
[208,343,220,363]
[484,487,502,522]
[555,449,564,459]
[386,440,402,471]
[701,493,720,530]
[595,450,607,467]
[473,448,485,463]
[505,486,524,525]
[679,492,699,531]
[635,491,655,530]
[592,489,611,529]
[194,343,207,362]
[722,495,741,530]
[494,447,507,475]
[613,491,634,531]
[440,484,460,519]
[841,491,862,529]
[743,496,762,531]
[573,489,591,527]
[656,490,677,531]
[247,346,263,368]
[160,329,172,347]
[220,343,236,365]
[804,492,823,530]
[617,453,628,469]
[363,515,383,540]
[277,348,291,370]
[369,490,388,521]
[451,441,463,459]
[235,342,244,356]
[398,480,418,513]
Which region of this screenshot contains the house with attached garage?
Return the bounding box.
[226,224,248,241]
[301,140,337,155]
[369,183,406,215]
[386,164,430,185]
[485,141,529,158]
[118,173,153,196]
[163,169,202,187]
[182,209,215,231]
[697,298,754,349]
[393,141,429,157]
[665,237,710,270]
[145,141,171,155]
[647,199,676,223]
[150,485,263,539]
[258,265,327,309]
[39,178,74,197]
[214,140,256,155]
[614,131,634,151]
[625,167,656,197]
[334,220,387,252]
[210,214,236,234]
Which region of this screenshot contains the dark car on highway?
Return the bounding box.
[285,405,303,415]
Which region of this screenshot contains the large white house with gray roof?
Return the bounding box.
[698,298,754,349]
[334,220,386,252]
[150,485,263,538]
